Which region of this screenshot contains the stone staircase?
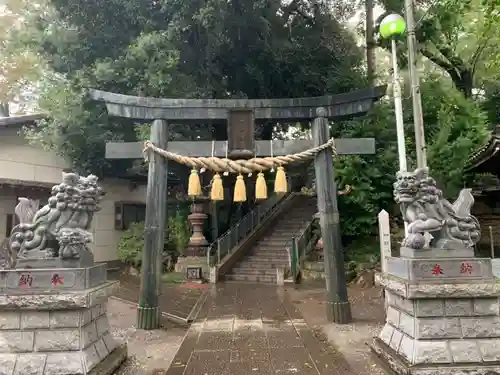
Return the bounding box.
[225,195,317,283]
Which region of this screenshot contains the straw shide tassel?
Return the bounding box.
[274,166,287,194]
[255,172,268,200]
[233,174,247,202]
[210,173,224,201]
[188,168,202,197]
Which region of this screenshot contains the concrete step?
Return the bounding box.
[273,223,310,228]
[245,255,289,262]
[251,247,287,253]
[233,262,281,270]
[235,256,288,269]
[254,239,289,246]
[230,267,277,275]
[249,247,291,253]
[225,273,276,284]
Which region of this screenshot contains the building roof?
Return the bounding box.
[0,114,45,128]
[465,126,500,174]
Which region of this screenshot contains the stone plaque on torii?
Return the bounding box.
[90,86,386,329]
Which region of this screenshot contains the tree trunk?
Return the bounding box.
[453,69,474,98]
[0,103,10,117]
[365,0,375,83]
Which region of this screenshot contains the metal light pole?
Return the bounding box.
[380,14,409,235]
[380,14,408,173]
[405,0,427,169]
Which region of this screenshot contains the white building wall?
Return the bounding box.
[0,126,147,263]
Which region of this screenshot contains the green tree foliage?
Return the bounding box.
[0,0,48,113]
[336,77,490,238]
[117,214,190,269]
[9,0,496,242]
[375,0,500,97]
[19,0,367,176]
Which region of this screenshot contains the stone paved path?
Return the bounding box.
[166,283,351,375]
[110,273,206,323]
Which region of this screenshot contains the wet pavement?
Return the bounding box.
[110,273,207,323]
[166,283,351,375]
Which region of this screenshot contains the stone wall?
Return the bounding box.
[0,281,123,375]
[0,303,117,373]
[381,292,500,364]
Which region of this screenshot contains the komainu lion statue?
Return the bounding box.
[2,172,103,268]
[394,168,480,250]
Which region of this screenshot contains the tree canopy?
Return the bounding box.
[375,0,500,97]
[4,0,498,240]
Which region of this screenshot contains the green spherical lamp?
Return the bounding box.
[379,14,406,39]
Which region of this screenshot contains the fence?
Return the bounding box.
[206,192,291,267]
[286,215,319,282]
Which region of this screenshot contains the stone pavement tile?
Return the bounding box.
[261,304,289,318]
[266,328,305,348]
[184,351,232,375]
[196,331,234,351]
[169,331,199,368]
[233,317,263,332]
[233,331,267,350]
[263,320,294,330]
[228,359,272,375]
[269,346,319,375]
[295,327,350,375]
[230,348,268,362]
[234,307,262,320]
[282,296,305,320]
[202,317,234,331]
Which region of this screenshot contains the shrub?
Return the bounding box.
[117,221,147,268]
[117,213,191,269]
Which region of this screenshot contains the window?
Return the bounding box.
[5,214,13,237]
[115,202,146,230]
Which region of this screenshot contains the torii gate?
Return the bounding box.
[90,86,386,329]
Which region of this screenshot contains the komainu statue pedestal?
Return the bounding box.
[0,269,125,375]
[373,254,500,375]
[373,168,500,374]
[0,172,127,374]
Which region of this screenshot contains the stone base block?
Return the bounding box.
[89,344,127,375]
[399,246,474,259]
[386,256,493,282]
[374,285,500,374]
[0,264,107,293]
[0,340,124,375]
[175,256,209,281]
[372,337,500,375]
[375,273,500,300]
[0,279,126,375]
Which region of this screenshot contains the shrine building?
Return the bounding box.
[466,124,500,254]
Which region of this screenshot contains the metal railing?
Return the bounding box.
[206,192,291,267]
[286,215,319,282]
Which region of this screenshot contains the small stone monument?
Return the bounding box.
[175,196,209,281]
[0,173,127,375]
[378,209,392,274]
[372,168,500,375]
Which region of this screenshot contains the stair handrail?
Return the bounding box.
[285,213,320,282]
[206,192,292,267]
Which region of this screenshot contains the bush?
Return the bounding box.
[166,214,190,257]
[117,221,147,268]
[117,213,191,269]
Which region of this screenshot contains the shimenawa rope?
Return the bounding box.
[142,138,337,174]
